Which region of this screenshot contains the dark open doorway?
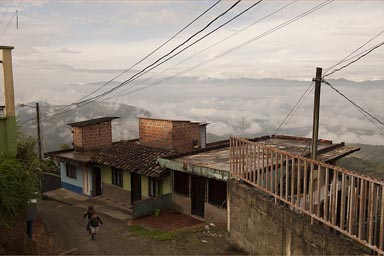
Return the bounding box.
[131,172,142,203]
[92,167,102,196]
[191,175,206,217]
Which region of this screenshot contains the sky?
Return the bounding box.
[1,0,384,145]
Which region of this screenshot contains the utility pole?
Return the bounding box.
[0,46,17,154]
[311,67,322,160]
[36,102,42,161]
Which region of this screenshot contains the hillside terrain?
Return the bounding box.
[340,144,384,179]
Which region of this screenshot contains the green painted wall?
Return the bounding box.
[123,170,131,191]
[163,174,171,194]
[141,175,149,197]
[100,165,112,184]
[0,116,16,154]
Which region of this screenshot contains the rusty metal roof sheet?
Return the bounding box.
[92,141,176,177]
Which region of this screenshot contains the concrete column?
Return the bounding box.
[1,46,15,117]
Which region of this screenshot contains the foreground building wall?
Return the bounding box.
[228,179,368,255]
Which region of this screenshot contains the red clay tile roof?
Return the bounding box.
[92,141,176,177]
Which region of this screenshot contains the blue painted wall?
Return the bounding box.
[61,181,83,194]
[60,162,83,193]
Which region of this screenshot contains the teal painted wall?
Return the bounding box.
[0,116,17,154]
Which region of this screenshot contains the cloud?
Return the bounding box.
[55,48,82,54]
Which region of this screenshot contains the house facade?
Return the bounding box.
[158,135,360,225]
[50,117,119,196]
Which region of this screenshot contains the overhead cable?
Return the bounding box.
[323,79,384,129]
[323,40,384,78]
[0,0,13,26]
[46,0,264,118]
[109,0,297,100]
[323,29,384,75]
[77,0,248,105]
[273,81,314,135]
[0,0,22,40]
[47,0,223,115]
[104,0,333,100]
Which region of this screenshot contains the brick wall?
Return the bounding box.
[139,118,173,149]
[73,122,112,151]
[172,121,200,152]
[139,118,201,153]
[228,179,368,255]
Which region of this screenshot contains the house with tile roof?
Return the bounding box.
[49,116,208,211]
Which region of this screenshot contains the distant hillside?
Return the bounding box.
[339,144,384,179]
[17,102,152,152]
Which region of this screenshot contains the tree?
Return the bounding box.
[0,135,41,226]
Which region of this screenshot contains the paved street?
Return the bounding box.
[37,200,241,255]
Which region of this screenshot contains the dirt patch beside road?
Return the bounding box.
[37,199,244,255]
[0,215,54,254]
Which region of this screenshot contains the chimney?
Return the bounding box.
[68,117,119,152]
[138,117,208,153]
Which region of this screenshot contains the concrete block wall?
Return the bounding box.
[228,179,368,255]
[73,122,112,151]
[139,118,201,152]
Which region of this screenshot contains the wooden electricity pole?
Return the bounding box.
[311,67,322,160]
[36,102,42,161]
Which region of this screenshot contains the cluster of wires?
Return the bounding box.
[40,0,333,124]
[0,0,23,40]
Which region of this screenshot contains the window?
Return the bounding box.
[208,179,227,208]
[174,171,189,196]
[149,177,162,197]
[112,168,123,187]
[66,164,77,179]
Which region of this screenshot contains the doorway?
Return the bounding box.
[191,175,206,217]
[131,172,142,203]
[92,167,102,196]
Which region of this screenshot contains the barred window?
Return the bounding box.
[66,164,77,179]
[112,168,123,187]
[208,179,227,208]
[174,171,189,196]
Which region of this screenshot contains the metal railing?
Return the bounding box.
[230,136,384,255]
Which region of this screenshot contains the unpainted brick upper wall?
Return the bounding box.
[73,122,112,151]
[139,118,201,153]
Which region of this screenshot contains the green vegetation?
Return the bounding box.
[340,144,384,179]
[0,135,41,226]
[128,225,175,241]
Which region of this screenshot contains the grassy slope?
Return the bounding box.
[339,144,384,179]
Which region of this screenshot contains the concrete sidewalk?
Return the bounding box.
[43,188,132,220]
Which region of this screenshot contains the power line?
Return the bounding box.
[0,0,13,26]
[103,0,333,101]
[323,29,384,75]
[77,0,249,105]
[323,40,384,78]
[47,0,223,115]
[46,0,264,118]
[44,0,332,121]
[109,0,297,100]
[323,79,384,132]
[74,0,222,103]
[273,81,314,135]
[0,0,22,41]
